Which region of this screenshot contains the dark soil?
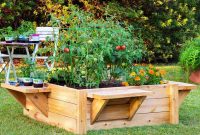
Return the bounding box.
[49,79,123,89]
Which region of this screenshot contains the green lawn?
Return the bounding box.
[1,65,200,135]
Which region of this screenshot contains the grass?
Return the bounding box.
[0,65,200,135]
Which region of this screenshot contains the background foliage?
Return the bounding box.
[0,0,200,62]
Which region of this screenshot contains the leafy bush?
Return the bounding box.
[179,38,200,79]
[101,1,199,62]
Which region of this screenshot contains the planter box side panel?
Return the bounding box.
[24,84,87,134]
[87,85,171,130]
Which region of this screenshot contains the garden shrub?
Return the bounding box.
[100,0,199,62]
[179,38,200,80]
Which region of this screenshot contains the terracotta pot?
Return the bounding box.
[189,70,200,83]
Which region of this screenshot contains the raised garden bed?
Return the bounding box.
[1,81,197,134]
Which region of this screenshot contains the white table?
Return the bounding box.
[0,42,40,83]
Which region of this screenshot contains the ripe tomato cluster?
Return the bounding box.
[115,45,126,51]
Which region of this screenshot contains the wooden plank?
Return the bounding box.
[137,98,169,113]
[25,93,48,117]
[87,85,169,99]
[168,81,197,90]
[179,90,191,106]
[8,90,26,108]
[48,98,77,119]
[87,112,170,130]
[167,84,179,124]
[129,96,146,120]
[91,99,109,124]
[1,83,51,93]
[76,90,87,134]
[88,89,152,99]
[23,109,77,133]
[48,83,78,104]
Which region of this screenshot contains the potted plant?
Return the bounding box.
[31,70,47,88]
[179,38,200,83]
[23,78,33,86]
[0,26,16,43]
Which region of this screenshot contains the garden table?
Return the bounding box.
[0,42,40,83]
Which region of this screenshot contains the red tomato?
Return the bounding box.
[121,45,126,50]
[115,46,121,51]
[64,48,70,53]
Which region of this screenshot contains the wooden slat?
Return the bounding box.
[129,96,146,120]
[23,109,77,133]
[87,112,170,130]
[168,84,179,124]
[91,99,109,124]
[48,98,77,119]
[88,89,152,99]
[25,93,49,117]
[76,90,87,134]
[48,83,78,104]
[87,85,169,99]
[168,81,197,90]
[179,90,191,106]
[1,83,51,93]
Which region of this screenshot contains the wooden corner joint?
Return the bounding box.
[25,93,49,117]
[128,96,146,121]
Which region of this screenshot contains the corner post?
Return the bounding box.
[76,90,87,134]
[168,84,179,124]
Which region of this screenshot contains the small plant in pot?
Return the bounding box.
[31,70,47,88]
[23,78,33,86]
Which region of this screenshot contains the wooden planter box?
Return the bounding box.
[1,81,197,134]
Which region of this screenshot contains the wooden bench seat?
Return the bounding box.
[1,83,51,117]
[88,88,152,124]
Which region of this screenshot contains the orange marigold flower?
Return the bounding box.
[135,76,141,81]
[149,69,155,75]
[159,70,166,76]
[122,82,129,86]
[141,63,146,66]
[133,63,138,66]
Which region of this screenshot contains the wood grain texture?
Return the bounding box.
[48,98,77,118]
[25,93,49,117]
[129,96,146,120]
[87,112,170,130]
[91,99,109,124]
[48,83,78,104]
[88,89,152,99]
[76,90,87,134]
[167,84,179,124]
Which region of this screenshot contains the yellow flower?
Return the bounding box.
[87,40,92,44]
[135,76,141,81]
[1,3,6,7]
[160,81,164,84]
[122,82,129,86]
[130,72,136,76]
[139,69,145,76]
[155,72,160,76]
